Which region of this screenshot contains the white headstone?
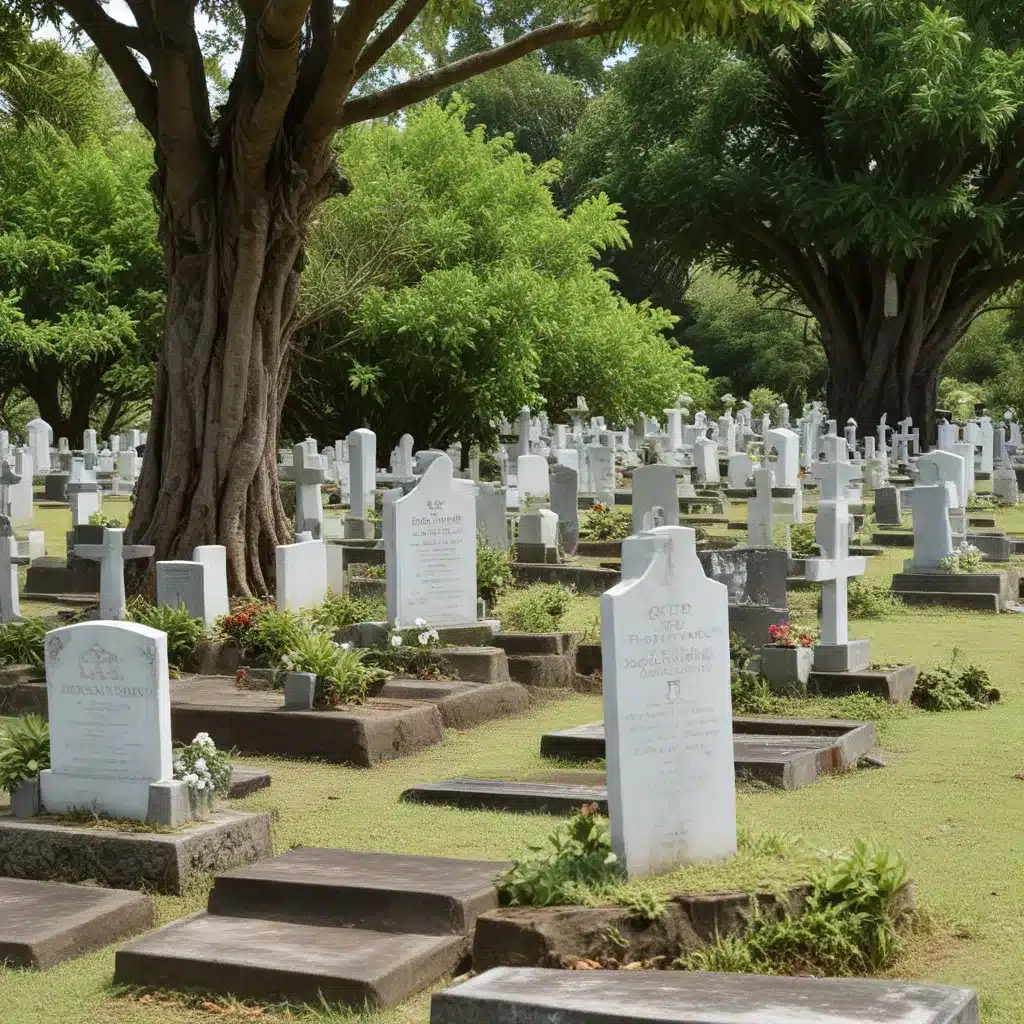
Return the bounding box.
[805,500,866,648]
[275,538,328,612]
[726,453,754,490]
[39,621,174,821]
[950,441,975,499]
[587,445,615,505]
[692,437,720,485]
[192,545,230,622]
[747,468,775,547]
[764,428,800,488]
[288,439,327,540]
[384,454,476,627]
[27,418,52,473]
[0,522,28,622]
[917,449,966,509]
[601,526,735,877]
[517,454,550,508]
[632,465,680,533]
[347,428,377,521]
[906,484,955,571]
[67,458,101,527]
[9,449,33,525]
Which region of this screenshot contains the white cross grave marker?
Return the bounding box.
[0,516,28,622]
[74,527,155,620]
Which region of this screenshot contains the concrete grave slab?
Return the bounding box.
[429,968,978,1024]
[0,877,155,969]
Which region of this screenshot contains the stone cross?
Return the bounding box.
[74,527,155,620]
[876,413,888,460]
[284,439,327,539]
[812,458,861,502]
[0,461,20,520]
[0,515,28,622]
[805,499,867,652]
[517,406,532,459]
[893,417,919,463]
[66,458,101,527]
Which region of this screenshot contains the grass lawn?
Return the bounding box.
[3,495,1024,1022]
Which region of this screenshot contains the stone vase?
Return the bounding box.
[10,776,41,818]
[761,644,815,696]
[188,787,214,821]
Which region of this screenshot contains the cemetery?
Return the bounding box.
[3,4,1024,1024]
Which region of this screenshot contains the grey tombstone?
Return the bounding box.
[193,545,231,622]
[74,527,155,620]
[905,483,956,571]
[283,440,327,540]
[156,560,207,622]
[548,464,579,555]
[516,509,559,563]
[874,485,902,526]
[67,459,101,527]
[476,483,509,551]
[632,465,679,534]
[10,449,34,525]
[43,472,69,502]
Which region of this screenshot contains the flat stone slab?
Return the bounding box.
[377,680,530,729]
[431,967,979,1024]
[206,847,507,934]
[807,664,917,701]
[0,877,155,969]
[115,912,467,1009]
[403,777,609,815]
[0,810,272,895]
[538,717,877,791]
[228,765,271,799]
[511,563,620,595]
[171,675,444,766]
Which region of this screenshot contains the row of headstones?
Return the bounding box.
[3,421,145,473]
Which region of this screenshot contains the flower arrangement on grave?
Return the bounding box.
[173,732,232,796]
[217,599,273,652]
[938,542,983,574]
[363,620,453,680]
[767,622,815,648]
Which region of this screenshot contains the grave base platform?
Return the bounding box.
[0,877,155,969]
[0,810,272,895]
[805,663,917,702]
[535,717,876,791]
[892,568,1017,612]
[871,530,912,546]
[171,675,444,765]
[23,558,99,596]
[376,680,530,729]
[430,967,978,1024]
[511,562,620,595]
[227,765,271,799]
[115,847,507,1010]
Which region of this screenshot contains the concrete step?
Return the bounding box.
[893,590,1000,612]
[505,653,576,688]
[114,913,467,1009]
[206,848,505,934]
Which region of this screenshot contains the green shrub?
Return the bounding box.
[789,522,820,557]
[678,841,909,976]
[0,714,50,791]
[847,578,902,618]
[497,805,624,907]
[308,590,384,632]
[0,619,48,667]
[280,632,379,705]
[477,543,514,606]
[216,599,273,651]
[87,512,127,528]
[579,503,633,541]
[912,652,999,711]
[248,609,308,662]
[494,583,575,633]
[127,599,206,669]
[730,632,777,714]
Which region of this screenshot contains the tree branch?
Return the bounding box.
[62,0,158,134]
[339,16,603,127]
[354,0,429,78]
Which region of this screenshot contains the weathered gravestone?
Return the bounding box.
[384,454,477,627]
[476,483,509,551]
[345,428,377,539]
[601,526,735,876]
[66,459,101,527]
[285,439,327,540]
[275,539,328,612]
[27,418,52,473]
[193,545,231,621]
[874,485,902,527]
[156,546,230,627]
[632,465,679,533]
[905,484,955,571]
[39,621,190,824]
[746,467,774,547]
[549,464,579,556]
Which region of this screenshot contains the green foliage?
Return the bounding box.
[847,578,902,619]
[788,523,819,558]
[494,583,575,633]
[87,512,127,528]
[578,503,633,541]
[126,599,206,670]
[362,625,454,681]
[748,386,782,419]
[249,610,307,663]
[679,841,909,976]
[0,713,49,791]
[477,544,514,606]
[939,542,983,574]
[280,632,377,706]
[286,100,708,450]
[497,805,623,907]
[308,590,385,632]
[216,599,273,653]
[912,652,999,711]
[0,618,47,667]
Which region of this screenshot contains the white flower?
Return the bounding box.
[418,631,430,645]
[390,634,403,647]
[340,642,351,650]
[173,761,184,774]
[195,778,207,790]
[414,617,427,627]
[194,758,208,772]
[183,773,199,785]
[428,629,439,642]
[192,732,215,748]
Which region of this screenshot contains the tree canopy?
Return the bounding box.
[564,1,1024,436]
[286,99,710,452]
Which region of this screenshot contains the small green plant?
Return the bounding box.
[477,543,514,606]
[248,609,308,662]
[127,599,206,670]
[497,804,623,907]
[172,732,233,795]
[938,542,983,574]
[0,714,50,792]
[494,583,575,633]
[87,511,127,528]
[360,564,386,579]
[788,522,820,557]
[579,503,633,541]
[615,885,668,922]
[362,621,453,680]
[912,650,999,711]
[308,590,384,632]
[280,631,379,705]
[730,633,779,714]
[678,840,910,976]
[847,578,902,618]
[0,618,48,667]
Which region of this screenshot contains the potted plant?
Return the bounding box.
[0,714,50,818]
[173,732,233,820]
[761,623,816,695]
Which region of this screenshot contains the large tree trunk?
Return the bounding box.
[129,153,344,597]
